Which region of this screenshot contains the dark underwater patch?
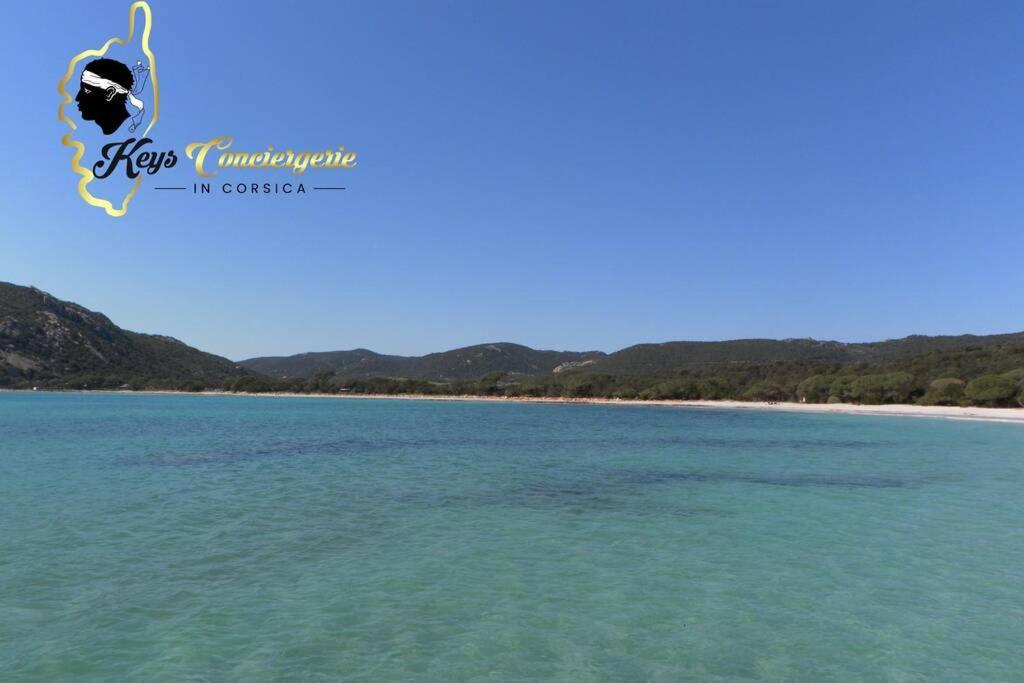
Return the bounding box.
[615,468,911,489]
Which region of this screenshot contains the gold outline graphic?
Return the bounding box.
[57,2,158,217]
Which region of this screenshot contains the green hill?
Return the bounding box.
[0,282,248,390]
[591,339,855,375]
[239,349,402,379]
[240,343,606,381]
[242,334,1024,382]
[590,334,1024,376]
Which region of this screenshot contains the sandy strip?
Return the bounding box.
[11,389,1020,424]
[262,394,1024,423]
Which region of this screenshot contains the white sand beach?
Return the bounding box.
[9,389,1022,423]
[100,391,1024,424]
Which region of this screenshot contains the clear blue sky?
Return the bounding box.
[3,0,1022,360]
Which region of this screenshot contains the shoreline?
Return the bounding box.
[5,388,1024,424]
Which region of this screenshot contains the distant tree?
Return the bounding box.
[744,380,787,402]
[477,371,507,396]
[230,376,275,393]
[1002,368,1024,384]
[848,372,915,404]
[697,377,732,400]
[828,376,855,403]
[307,370,337,394]
[796,375,832,403]
[965,373,1019,406]
[918,378,965,406]
[640,379,698,400]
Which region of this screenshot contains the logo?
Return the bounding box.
[58,2,357,218]
[58,2,162,217]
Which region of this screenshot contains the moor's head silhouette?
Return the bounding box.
[75,58,148,135]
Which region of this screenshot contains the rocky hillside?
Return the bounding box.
[0,282,247,389]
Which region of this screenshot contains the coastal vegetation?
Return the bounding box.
[217,344,1024,408]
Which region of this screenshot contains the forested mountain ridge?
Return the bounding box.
[242,334,1024,381]
[240,343,606,381]
[4,281,1022,406]
[594,333,1024,375]
[238,332,1024,407]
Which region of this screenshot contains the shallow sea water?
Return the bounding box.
[1,392,1022,680]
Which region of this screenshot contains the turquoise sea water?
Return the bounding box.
[1,393,1023,680]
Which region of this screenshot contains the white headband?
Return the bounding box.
[82,69,145,132]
